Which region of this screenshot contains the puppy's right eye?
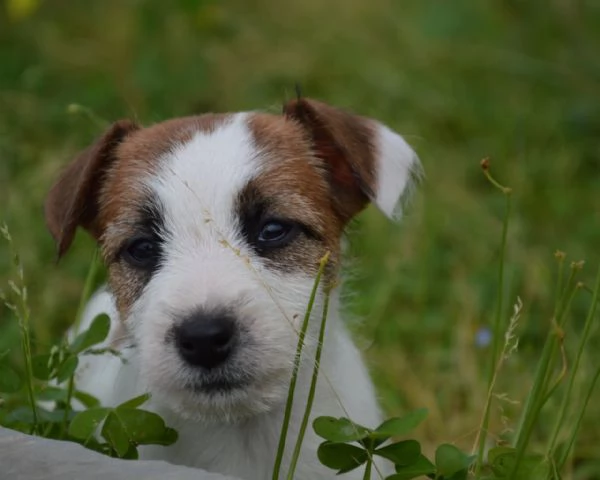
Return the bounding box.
[122,236,160,269]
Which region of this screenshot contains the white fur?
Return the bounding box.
[72,111,419,479]
[77,291,386,479]
[372,123,421,219]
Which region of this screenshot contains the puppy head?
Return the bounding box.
[45,99,421,422]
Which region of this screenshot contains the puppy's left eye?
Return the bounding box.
[257,220,300,249]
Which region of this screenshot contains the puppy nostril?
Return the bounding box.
[179,340,195,352]
[175,311,237,370]
[213,330,232,348]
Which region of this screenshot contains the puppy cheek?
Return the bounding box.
[264,237,337,279]
[107,263,151,319]
[258,273,324,348]
[120,283,176,382]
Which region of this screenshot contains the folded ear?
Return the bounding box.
[44,120,139,258]
[283,98,421,222]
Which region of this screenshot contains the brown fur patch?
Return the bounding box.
[97,115,230,241]
[95,115,230,316]
[98,114,229,318]
[246,113,348,279]
[44,120,139,257]
[282,98,377,222]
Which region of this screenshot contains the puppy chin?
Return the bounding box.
[158,387,287,425]
[143,361,291,424]
[149,380,289,425]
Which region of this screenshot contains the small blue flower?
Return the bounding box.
[475,326,493,348]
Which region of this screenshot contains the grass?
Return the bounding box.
[286,255,332,480]
[0,223,38,433]
[1,0,600,478]
[474,161,511,478]
[272,252,330,480]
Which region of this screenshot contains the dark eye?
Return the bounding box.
[257,220,299,249]
[122,236,160,269]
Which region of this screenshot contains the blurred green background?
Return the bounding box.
[1,0,599,477]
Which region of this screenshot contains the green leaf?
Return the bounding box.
[100,407,177,456]
[36,386,68,402]
[387,454,436,479]
[120,443,140,460]
[70,314,110,354]
[39,408,75,424]
[0,363,22,393]
[56,355,79,383]
[373,409,428,440]
[374,440,421,466]
[117,392,151,409]
[489,449,517,477]
[489,450,549,479]
[488,446,516,466]
[114,408,173,444]
[447,469,469,480]
[6,406,69,425]
[154,427,179,446]
[435,444,470,477]
[313,416,371,442]
[4,406,38,425]
[31,354,52,380]
[69,407,110,440]
[317,442,369,473]
[72,437,111,456]
[74,390,100,408]
[102,411,130,457]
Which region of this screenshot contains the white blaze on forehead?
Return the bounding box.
[149,113,260,242]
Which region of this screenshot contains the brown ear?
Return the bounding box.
[44,120,139,258]
[283,98,421,222]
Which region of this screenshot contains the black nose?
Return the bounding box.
[174,310,237,369]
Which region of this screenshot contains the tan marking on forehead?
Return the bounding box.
[97,114,230,232]
[117,115,232,165]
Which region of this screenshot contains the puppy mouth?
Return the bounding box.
[181,369,254,395]
[185,378,249,394]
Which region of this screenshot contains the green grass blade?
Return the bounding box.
[549,265,600,460]
[553,251,566,318]
[1,223,39,434]
[557,366,600,470]
[509,267,585,479]
[272,252,330,480]
[540,282,582,406]
[286,285,331,480]
[512,265,580,445]
[474,163,512,476]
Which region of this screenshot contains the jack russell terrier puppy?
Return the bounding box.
[45,98,421,479]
